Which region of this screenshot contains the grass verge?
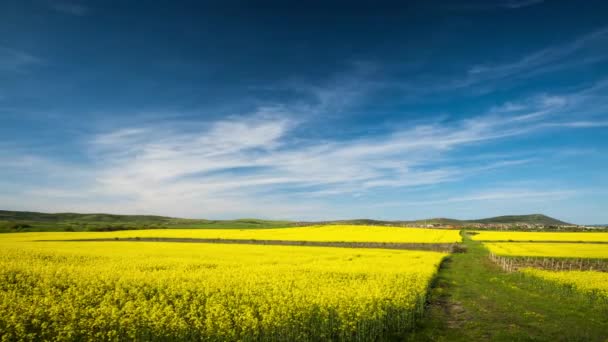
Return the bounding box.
[408,233,608,341]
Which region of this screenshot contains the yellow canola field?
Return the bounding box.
[0,235,446,341]
[484,242,608,259]
[471,231,608,242]
[522,268,608,299]
[6,225,462,244]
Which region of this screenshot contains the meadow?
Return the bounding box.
[0,231,446,341]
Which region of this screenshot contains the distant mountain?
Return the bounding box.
[402,214,572,226]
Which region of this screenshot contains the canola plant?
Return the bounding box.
[0,234,447,341]
[521,268,608,300]
[471,231,608,242]
[484,242,608,259]
[20,225,462,244]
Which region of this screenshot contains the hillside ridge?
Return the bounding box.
[0,210,572,226]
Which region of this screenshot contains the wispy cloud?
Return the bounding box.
[543,121,608,128]
[3,78,604,218]
[465,27,608,83]
[384,27,608,97]
[445,0,544,11]
[363,189,578,219]
[1,41,607,219]
[0,47,41,72]
[500,0,544,9]
[401,188,576,206]
[48,1,89,16]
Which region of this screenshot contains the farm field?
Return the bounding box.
[2,229,608,341]
[471,231,608,242]
[6,225,462,244]
[484,242,608,259]
[0,232,446,341]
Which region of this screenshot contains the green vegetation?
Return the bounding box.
[409,233,608,341]
[0,210,293,232]
[1,210,582,233]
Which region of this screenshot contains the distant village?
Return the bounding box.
[294,221,606,231]
[409,223,593,230]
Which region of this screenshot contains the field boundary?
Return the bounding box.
[37,237,459,252]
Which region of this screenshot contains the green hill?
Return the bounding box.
[0,210,176,223]
[0,210,575,233]
[0,210,294,232]
[327,215,573,227]
[469,214,571,225]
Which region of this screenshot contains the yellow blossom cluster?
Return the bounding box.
[484,242,608,259]
[521,268,608,299]
[13,225,462,244]
[471,231,608,242]
[0,234,446,341]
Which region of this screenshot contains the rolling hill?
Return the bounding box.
[311,214,572,227]
[469,214,571,226]
[0,210,293,232]
[0,210,577,232]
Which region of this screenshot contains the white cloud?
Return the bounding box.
[386,27,608,97]
[464,27,608,84]
[501,0,544,9]
[2,62,607,219]
[406,189,576,206]
[446,0,544,11]
[0,47,41,72]
[4,87,592,218]
[543,121,608,128]
[48,1,89,16]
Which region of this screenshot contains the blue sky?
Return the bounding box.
[1,1,607,223]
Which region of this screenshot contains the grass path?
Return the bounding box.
[408,234,608,341]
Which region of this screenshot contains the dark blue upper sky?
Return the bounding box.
[1,0,607,223]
